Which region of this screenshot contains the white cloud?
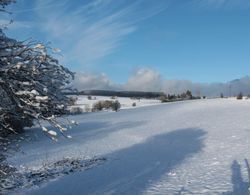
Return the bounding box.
[73,68,164,92]
[124,68,163,92]
[73,68,250,97]
[162,79,199,95]
[73,72,119,91]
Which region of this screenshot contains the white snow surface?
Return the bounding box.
[7,98,250,194]
[70,95,161,111]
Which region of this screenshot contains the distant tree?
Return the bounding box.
[186,90,192,99]
[159,95,167,102]
[180,92,186,99]
[0,1,74,138]
[220,93,224,98]
[111,100,121,112]
[87,95,92,100]
[237,92,243,100]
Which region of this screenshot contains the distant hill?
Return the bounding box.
[66,90,165,98]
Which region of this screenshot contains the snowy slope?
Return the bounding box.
[7,99,250,194]
[69,95,161,111]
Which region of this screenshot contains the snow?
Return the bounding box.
[6,98,250,194]
[47,130,57,137]
[35,96,48,101]
[70,95,161,111]
[42,127,48,132]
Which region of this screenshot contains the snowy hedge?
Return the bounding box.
[0,0,74,138]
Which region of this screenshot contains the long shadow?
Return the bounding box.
[223,159,250,195]
[28,128,206,195]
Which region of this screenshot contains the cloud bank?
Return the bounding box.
[73,72,119,91]
[124,68,163,92]
[73,68,250,97]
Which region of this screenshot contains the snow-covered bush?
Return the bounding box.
[111,100,121,112]
[92,101,103,112]
[68,96,78,106]
[0,1,74,137]
[68,107,84,115]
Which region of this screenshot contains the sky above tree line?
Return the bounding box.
[2,0,250,96]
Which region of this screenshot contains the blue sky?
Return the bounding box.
[3,0,250,85]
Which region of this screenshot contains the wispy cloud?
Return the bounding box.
[13,1,67,13]
[18,0,168,67]
[192,0,250,9]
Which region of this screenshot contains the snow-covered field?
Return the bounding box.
[69,95,161,112]
[6,98,250,194]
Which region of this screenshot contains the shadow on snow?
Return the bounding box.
[223,159,250,195]
[28,128,206,195]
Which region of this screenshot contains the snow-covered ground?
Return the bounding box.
[6,98,250,194]
[69,95,161,112]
